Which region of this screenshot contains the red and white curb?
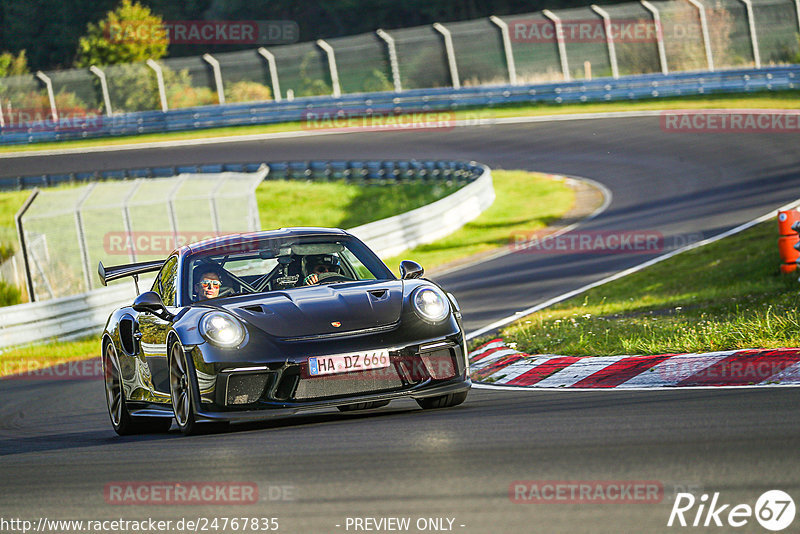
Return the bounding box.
[468,339,800,389]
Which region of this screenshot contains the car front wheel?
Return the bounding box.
[169,341,199,435]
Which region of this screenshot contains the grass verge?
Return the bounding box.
[0,338,98,376]
[498,219,800,356]
[385,171,575,271]
[0,90,798,154]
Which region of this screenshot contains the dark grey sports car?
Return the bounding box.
[98,228,470,435]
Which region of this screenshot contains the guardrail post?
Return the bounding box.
[640,1,669,74]
[489,16,518,85]
[542,10,571,81]
[202,53,226,105]
[75,183,97,292]
[257,48,282,102]
[433,23,461,89]
[14,189,39,302]
[685,0,715,72]
[591,5,620,79]
[89,65,114,116]
[146,59,168,112]
[376,29,403,92]
[316,39,342,98]
[35,71,58,122]
[739,0,762,68]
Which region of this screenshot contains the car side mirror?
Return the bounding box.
[399,260,424,279]
[133,291,172,320]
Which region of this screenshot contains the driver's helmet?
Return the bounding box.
[303,254,341,277]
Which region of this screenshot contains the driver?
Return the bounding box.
[194,266,223,300]
[303,254,342,285]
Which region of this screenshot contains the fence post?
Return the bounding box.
[146,59,168,112]
[89,66,114,116]
[121,180,142,263]
[489,16,518,85]
[75,183,97,293]
[257,48,282,102]
[796,0,800,32]
[739,0,762,68]
[640,1,669,74]
[316,39,342,98]
[685,0,715,71]
[376,29,403,92]
[202,53,226,105]
[0,99,5,127]
[14,189,39,302]
[591,5,620,79]
[167,175,188,246]
[35,71,58,122]
[542,10,571,81]
[433,23,461,89]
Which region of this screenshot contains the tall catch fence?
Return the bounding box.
[16,170,264,302]
[0,0,797,129]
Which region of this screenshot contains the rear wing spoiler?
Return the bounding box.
[97,259,164,287]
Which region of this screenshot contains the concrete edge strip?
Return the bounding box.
[467,339,800,389]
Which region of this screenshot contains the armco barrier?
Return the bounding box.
[0,161,493,350]
[0,66,797,147]
[2,159,481,191]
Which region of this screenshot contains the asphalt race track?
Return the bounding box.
[1,116,799,533]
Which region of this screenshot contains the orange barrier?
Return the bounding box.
[778,210,800,273]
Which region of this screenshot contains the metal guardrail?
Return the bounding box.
[0,160,492,350]
[0,66,797,147]
[1,159,484,191]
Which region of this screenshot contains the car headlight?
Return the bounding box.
[200,311,245,347]
[412,286,450,323]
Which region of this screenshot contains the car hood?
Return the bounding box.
[218,279,404,338]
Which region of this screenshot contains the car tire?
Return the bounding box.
[415,390,468,410]
[169,340,200,436]
[103,341,172,435]
[337,400,390,412]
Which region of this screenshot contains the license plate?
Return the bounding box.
[308,349,390,376]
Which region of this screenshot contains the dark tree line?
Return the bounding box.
[1,0,620,71]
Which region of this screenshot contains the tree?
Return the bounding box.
[0,50,29,77]
[74,0,168,67]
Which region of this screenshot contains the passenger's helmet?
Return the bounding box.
[303,254,341,276]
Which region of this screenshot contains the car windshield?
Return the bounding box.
[184,234,394,303]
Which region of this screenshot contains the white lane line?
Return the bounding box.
[466,195,800,341]
[616,352,734,388]
[532,355,626,388]
[759,359,800,385]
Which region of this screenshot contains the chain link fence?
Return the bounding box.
[0,0,798,125]
[15,170,264,302]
